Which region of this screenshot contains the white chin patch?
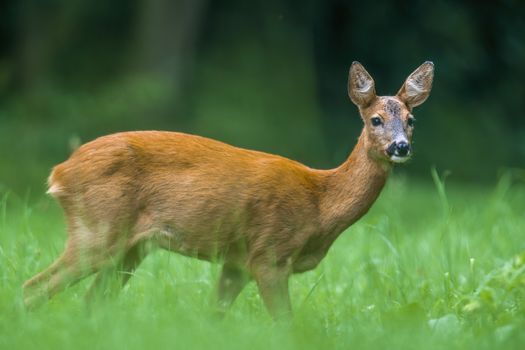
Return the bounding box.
[390,155,410,164]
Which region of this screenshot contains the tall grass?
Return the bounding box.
[1,174,524,350]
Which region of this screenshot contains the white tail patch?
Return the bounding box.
[46,168,63,197]
[47,183,63,196]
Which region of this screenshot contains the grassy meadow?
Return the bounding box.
[1,172,524,350]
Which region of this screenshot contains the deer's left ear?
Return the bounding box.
[397,61,434,108]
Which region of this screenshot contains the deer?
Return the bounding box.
[23,61,434,318]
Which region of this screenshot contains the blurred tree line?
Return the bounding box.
[0,0,524,194]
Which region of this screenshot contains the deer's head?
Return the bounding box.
[348,61,434,164]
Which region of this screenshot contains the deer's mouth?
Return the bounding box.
[385,142,412,164]
[389,154,411,163]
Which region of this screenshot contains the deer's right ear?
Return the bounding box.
[348,61,376,108]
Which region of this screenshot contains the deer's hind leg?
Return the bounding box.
[23,243,77,309]
[22,221,130,310]
[85,243,148,303]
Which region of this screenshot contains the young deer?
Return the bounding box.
[23,61,434,318]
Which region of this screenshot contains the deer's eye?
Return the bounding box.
[371,117,383,127]
[407,117,415,127]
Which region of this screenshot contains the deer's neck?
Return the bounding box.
[320,131,391,236]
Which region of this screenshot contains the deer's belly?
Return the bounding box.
[153,223,249,264]
[154,225,226,260]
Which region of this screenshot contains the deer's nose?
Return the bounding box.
[396,141,410,157]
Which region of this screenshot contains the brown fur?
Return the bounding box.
[23,62,434,318]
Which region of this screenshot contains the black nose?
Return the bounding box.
[396,141,410,156]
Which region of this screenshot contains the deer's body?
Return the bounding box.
[23,62,434,318]
[48,130,386,272]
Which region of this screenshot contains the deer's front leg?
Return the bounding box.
[252,264,292,319]
[215,264,250,317]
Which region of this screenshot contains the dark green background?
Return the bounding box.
[1,0,524,194]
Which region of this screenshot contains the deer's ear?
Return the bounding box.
[397,61,434,108]
[348,61,376,108]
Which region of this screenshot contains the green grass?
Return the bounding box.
[1,173,524,350]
